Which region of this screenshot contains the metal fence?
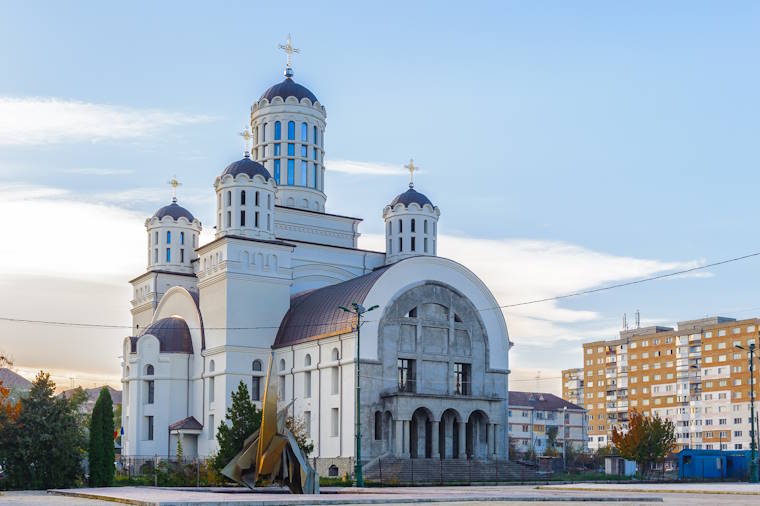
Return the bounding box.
[116,455,220,487]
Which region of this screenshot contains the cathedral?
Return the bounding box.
[121,40,512,475]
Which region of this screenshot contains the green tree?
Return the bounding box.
[612,411,676,478]
[89,387,115,486]
[0,372,87,489]
[212,381,261,473]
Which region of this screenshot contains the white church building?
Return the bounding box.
[121,43,512,474]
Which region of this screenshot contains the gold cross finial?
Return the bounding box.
[278,33,300,70]
[239,126,252,155]
[404,158,418,188]
[168,175,182,202]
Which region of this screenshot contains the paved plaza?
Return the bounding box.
[3,483,754,506]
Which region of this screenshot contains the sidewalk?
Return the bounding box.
[540,482,760,495]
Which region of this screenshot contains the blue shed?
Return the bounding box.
[678,449,752,480]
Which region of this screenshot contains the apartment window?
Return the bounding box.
[331,408,339,437]
[454,362,471,395]
[398,358,416,392]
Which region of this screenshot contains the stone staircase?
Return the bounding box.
[363,456,539,484]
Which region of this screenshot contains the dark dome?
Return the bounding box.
[153,202,195,222]
[221,156,272,180]
[140,316,193,354]
[261,77,318,104]
[390,187,434,208]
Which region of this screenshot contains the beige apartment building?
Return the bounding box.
[561,368,585,409]
[576,316,758,451]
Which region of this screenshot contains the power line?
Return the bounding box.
[481,250,760,311]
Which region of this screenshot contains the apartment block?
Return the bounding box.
[580,316,759,451]
[562,368,585,408]
[508,391,588,455]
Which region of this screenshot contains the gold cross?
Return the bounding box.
[167,176,181,202]
[239,126,252,154]
[404,158,418,188]
[278,33,300,69]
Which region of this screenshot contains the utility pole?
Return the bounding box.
[340,302,379,488]
[736,343,758,483]
[563,406,567,472]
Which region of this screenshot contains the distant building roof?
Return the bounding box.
[169,416,203,431]
[59,385,122,407]
[0,368,32,391]
[509,391,584,411]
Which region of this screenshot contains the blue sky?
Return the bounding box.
[1,1,760,391]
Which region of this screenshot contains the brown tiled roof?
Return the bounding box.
[273,266,390,349]
[509,391,584,411]
[169,416,203,431]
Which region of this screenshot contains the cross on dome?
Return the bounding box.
[278,33,300,77]
[239,126,252,157]
[404,158,419,188]
[167,176,181,203]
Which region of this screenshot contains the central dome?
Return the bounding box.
[153,202,195,222]
[261,77,318,103]
[390,187,434,208]
[221,155,272,180]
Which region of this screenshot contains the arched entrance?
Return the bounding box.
[409,407,434,458]
[440,408,464,459]
[466,410,490,460]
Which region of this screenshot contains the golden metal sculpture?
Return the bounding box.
[221,353,319,494]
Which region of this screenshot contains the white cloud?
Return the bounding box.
[326,159,407,176]
[0,96,213,145]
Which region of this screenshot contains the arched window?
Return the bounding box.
[166,230,171,243]
[226,191,232,206]
[411,219,415,232]
[374,411,382,440]
[251,359,262,401]
[287,121,295,140]
[301,122,308,141]
[146,364,154,375]
[274,121,281,140]
[304,354,312,366]
[253,359,262,371]
[331,348,340,361]
[279,358,286,371]
[241,190,246,205]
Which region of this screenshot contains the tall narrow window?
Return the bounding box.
[147,416,154,440]
[255,211,259,228]
[274,159,281,183]
[166,230,171,243]
[262,123,267,142]
[398,219,403,233]
[209,376,215,402]
[267,194,271,209]
[304,371,312,398]
[241,190,246,205]
[399,237,403,252]
[267,214,271,231]
[398,359,416,392]
[424,220,428,233]
[240,210,246,227]
[180,248,185,263]
[208,414,214,439]
[301,122,307,141]
[411,237,416,251]
[287,159,295,185]
[424,237,428,253]
[274,121,281,140]
[454,363,471,395]
[255,191,259,206]
[313,125,318,144]
[180,231,184,245]
[166,248,171,262]
[411,219,415,232]
[331,367,339,395]
[374,411,382,440]
[388,221,392,234]
[313,146,318,160]
[146,380,154,404]
[154,231,158,245]
[331,408,339,436]
[301,144,307,157]
[226,211,231,227]
[274,143,281,156]
[254,125,258,144]
[226,191,231,206]
[252,360,262,400]
[287,143,295,156]
[301,160,307,185]
[313,163,318,188]
[288,121,295,140]
[153,249,158,263]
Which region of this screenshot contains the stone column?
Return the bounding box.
[394,420,403,456]
[431,421,440,458]
[457,421,467,459]
[402,420,410,457]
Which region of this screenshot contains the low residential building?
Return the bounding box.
[508,391,587,455]
[561,368,584,408]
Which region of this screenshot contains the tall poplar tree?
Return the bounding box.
[89,387,115,486]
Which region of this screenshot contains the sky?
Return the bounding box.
[1,1,760,394]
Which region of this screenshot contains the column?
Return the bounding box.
[486,424,494,459]
[402,420,410,457]
[431,421,440,458]
[394,420,403,456]
[457,421,467,459]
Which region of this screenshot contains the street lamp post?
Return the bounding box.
[735,343,758,483]
[340,302,379,488]
[563,406,567,472]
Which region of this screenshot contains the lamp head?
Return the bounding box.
[367,305,380,312]
[353,303,366,313]
[735,344,746,351]
[339,305,351,313]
